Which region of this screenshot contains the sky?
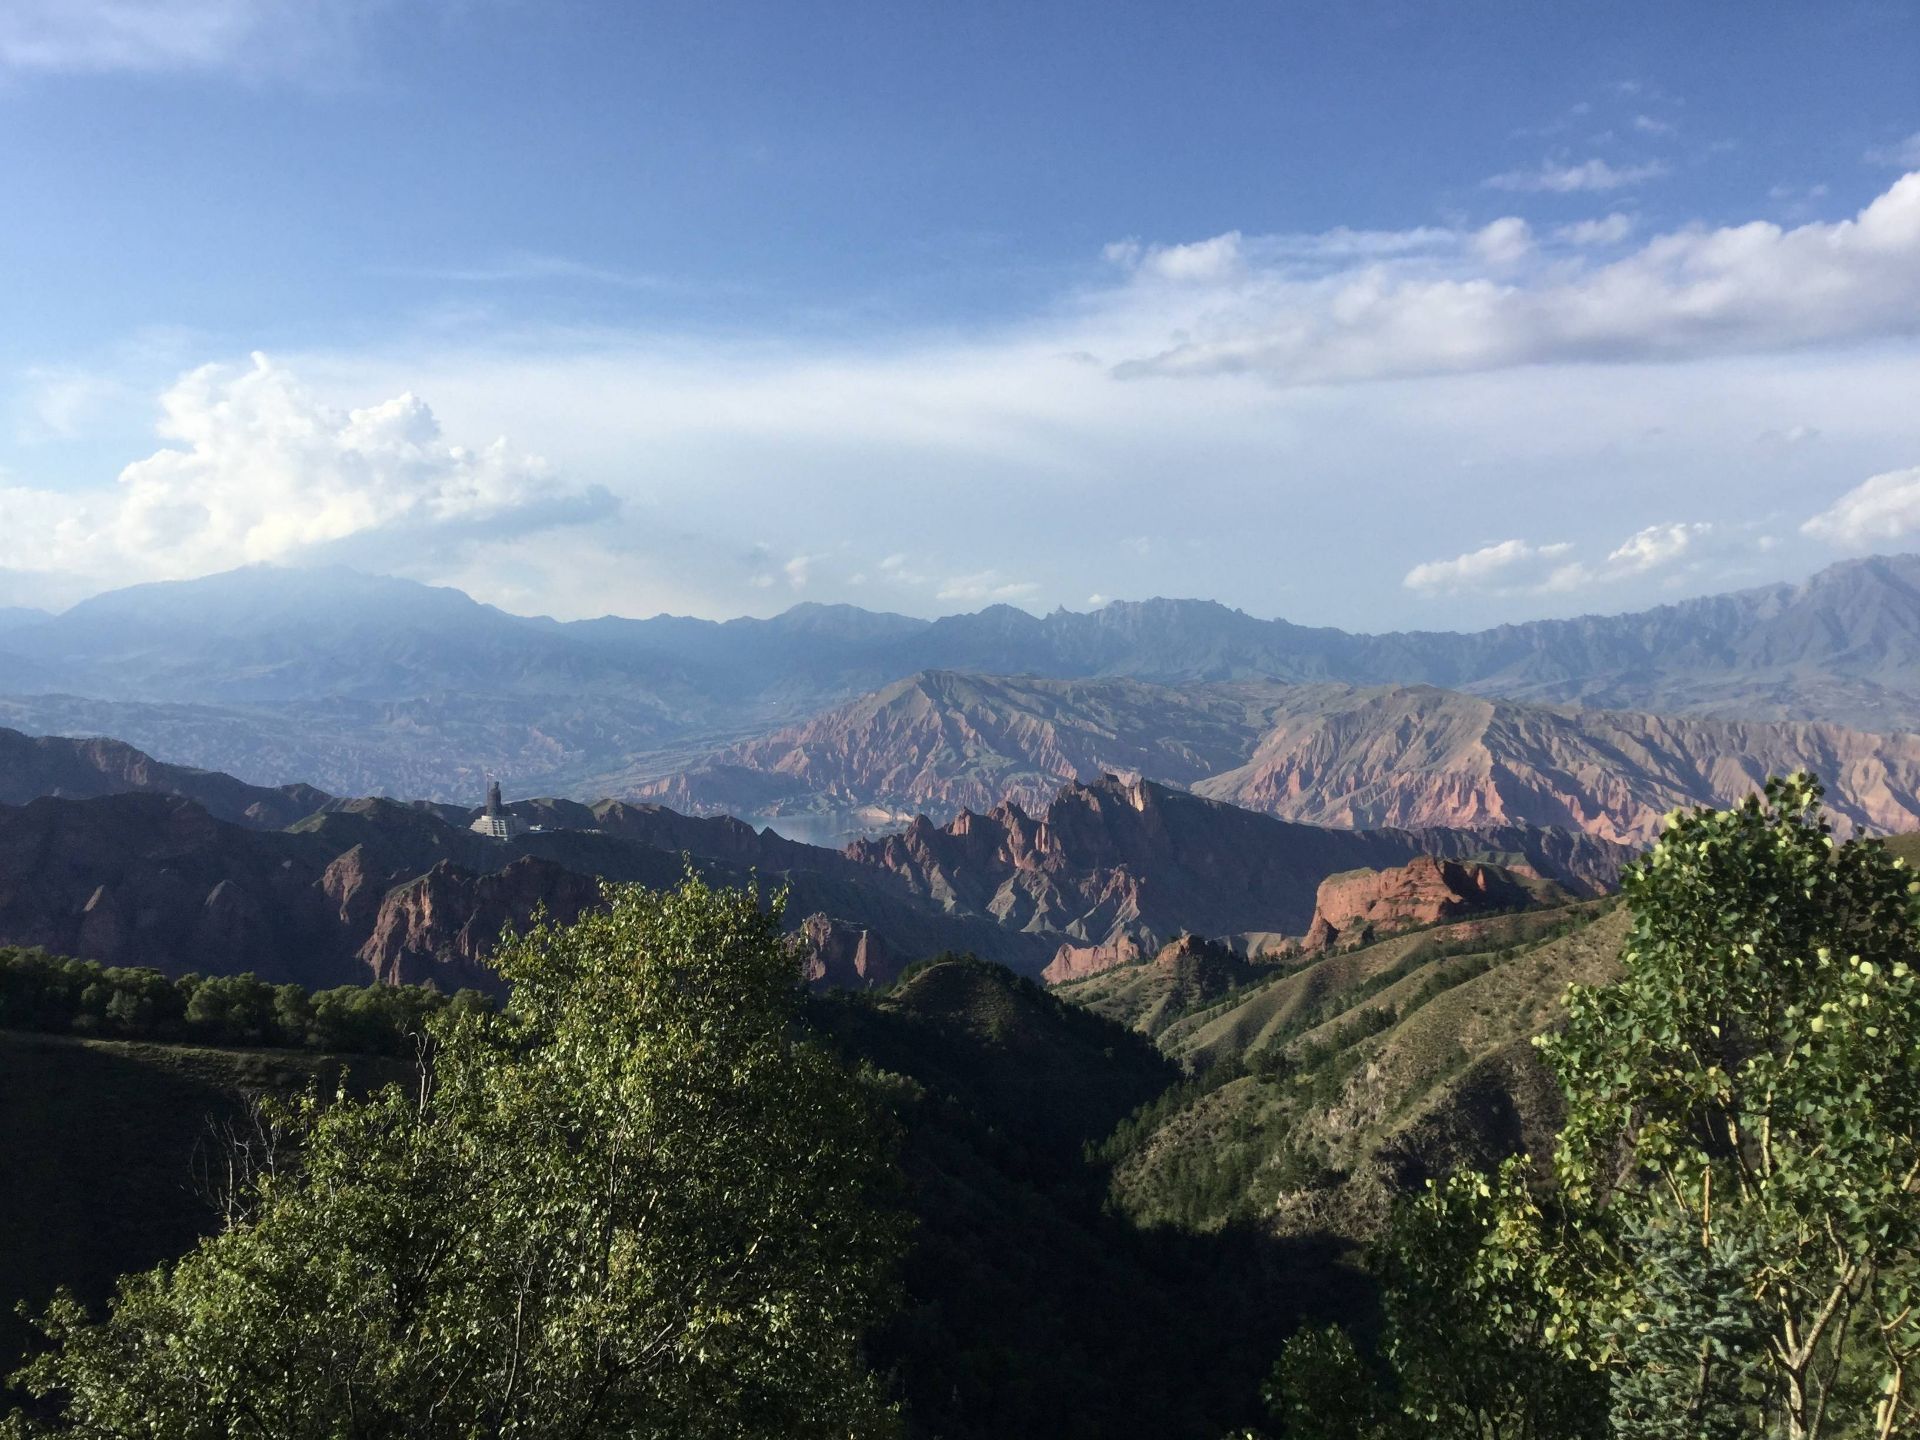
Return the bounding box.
[2,0,1920,629]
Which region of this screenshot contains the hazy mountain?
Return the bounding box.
[628,671,1271,822]
[0,726,330,828]
[1191,684,1920,843]
[0,554,1915,800]
[647,674,1920,845]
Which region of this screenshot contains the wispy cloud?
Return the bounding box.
[0,0,378,77]
[1485,157,1670,193]
[1403,539,1575,595]
[1867,133,1920,168]
[1405,522,1722,596]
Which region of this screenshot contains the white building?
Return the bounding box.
[470,779,528,841]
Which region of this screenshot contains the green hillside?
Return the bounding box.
[1086,903,1626,1236]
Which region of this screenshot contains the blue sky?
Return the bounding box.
[3,0,1920,627]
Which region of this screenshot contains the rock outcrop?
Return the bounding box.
[1044,934,1148,985]
[359,856,603,988]
[1302,857,1549,952]
[795,913,902,989]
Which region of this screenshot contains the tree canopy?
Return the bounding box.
[1268,776,1920,1439]
[7,875,904,1439]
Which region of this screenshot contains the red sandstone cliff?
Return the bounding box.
[1301,856,1550,952]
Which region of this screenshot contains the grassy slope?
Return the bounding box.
[1049,940,1269,1038]
[1096,905,1627,1236]
[0,1032,403,1385]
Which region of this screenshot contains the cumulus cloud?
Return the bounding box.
[1605,521,1712,574]
[1406,522,1724,596]
[1473,217,1534,265]
[1104,232,1247,283]
[0,354,608,585]
[1111,171,1920,384]
[1484,157,1669,193]
[1802,467,1920,547]
[1403,539,1575,594]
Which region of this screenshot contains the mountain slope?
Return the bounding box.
[633,670,1270,820]
[650,675,1920,846]
[848,774,1629,975]
[1,554,1917,800]
[0,726,329,828]
[1192,684,1920,843]
[1092,904,1627,1236]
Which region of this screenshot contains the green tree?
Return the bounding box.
[8,875,905,1439]
[1373,1160,1607,1440]
[1266,1323,1387,1440]
[1541,775,1920,1439]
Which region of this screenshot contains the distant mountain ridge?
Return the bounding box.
[0,731,1629,992]
[646,674,1920,845]
[0,554,1915,799]
[0,726,329,828]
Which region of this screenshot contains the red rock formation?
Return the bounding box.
[1301,856,1545,952]
[851,775,1624,976]
[1043,934,1148,984]
[358,856,603,989]
[795,913,901,990]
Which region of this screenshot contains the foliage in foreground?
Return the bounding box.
[0,946,489,1056]
[1267,776,1920,1439]
[6,876,904,1439]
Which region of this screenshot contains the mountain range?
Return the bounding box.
[1,554,1916,813]
[0,726,1634,991]
[641,670,1920,844]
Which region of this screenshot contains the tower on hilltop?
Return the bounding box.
[471,778,527,841]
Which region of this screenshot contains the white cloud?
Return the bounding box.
[1106,232,1247,284]
[783,554,815,588]
[1554,213,1635,247]
[1406,521,1725,596]
[1484,157,1669,193]
[0,354,607,586]
[1802,466,1920,548]
[1112,171,1920,384]
[1606,521,1711,573]
[1473,217,1534,265]
[1867,133,1920,168]
[1403,539,1574,593]
[0,0,372,76]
